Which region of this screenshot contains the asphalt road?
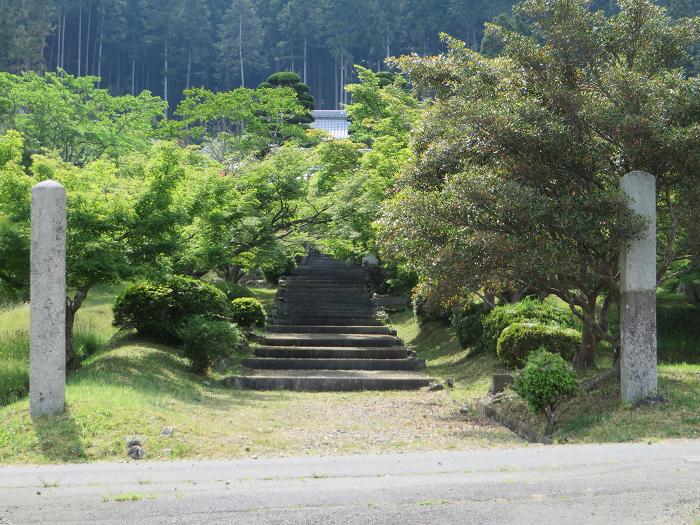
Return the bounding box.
[1,441,699,524]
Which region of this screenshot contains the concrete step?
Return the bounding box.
[272,318,383,326]
[242,357,425,371]
[267,325,395,335]
[260,333,402,347]
[254,346,411,359]
[224,370,431,392]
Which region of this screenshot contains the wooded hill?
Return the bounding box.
[1,0,698,110]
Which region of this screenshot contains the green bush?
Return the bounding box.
[261,256,296,284]
[230,297,267,329]
[496,322,580,368]
[113,275,230,343]
[412,289,452,324]
[213,281,255,301]
[267,71,302,86]
[452,302,488,348]
[515,349,578,427]
[177,316,242,374]
[481,298,576,354]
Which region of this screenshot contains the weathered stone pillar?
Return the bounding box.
[30,180,67,418]
[620,171,657,404]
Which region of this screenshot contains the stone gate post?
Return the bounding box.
[620,171,657,404]
[30,180,67,418]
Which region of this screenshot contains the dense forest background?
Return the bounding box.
[1,0,699,110]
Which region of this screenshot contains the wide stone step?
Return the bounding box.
[224,370,431,392]
[254,346,411,359]
[267,325,395,335]
[260,333,402,347]
[272,318,383,326]
[242,357,425,371]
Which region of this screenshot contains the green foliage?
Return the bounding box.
[261,255,296,284]
[113,276,230,343]
[169,86,307,164]
[0,71,165,166]
[229,297,267,329]
[481,299,577,355]
[381,1,700,369]
[177,316,243,374]
[497,322,581,368]
[213,281,255,301]
[412,287,452,324]
[263,71,315,123]
[384,264,418,295]
[514,349,578,427]
[267,72,303,85]
[452,302,488,348]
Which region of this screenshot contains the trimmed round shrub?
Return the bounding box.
[452,302,488,348]
[230,297,267,328]
[514,349,578,427]
[213,281,255,301]
[113,275,230,343]
[267,71,302,86]
[481,298,577,354]
[496,322,580,368]
[177,316,242,374]
[257,82,273,89]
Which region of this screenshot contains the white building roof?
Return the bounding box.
[310,110,349,139]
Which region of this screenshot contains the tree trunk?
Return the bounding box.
[97,9,104,84]
[334,56,338,109]
[85,0,91,75]
[186,46,192,89]
[573,303,598,370]
[238,15,245,87]
[77,1,82,76]
[303,38,307,83]
[61,10,66,70]
[56,8,62,70]
[163,34,169,118]
[65,289,88,370]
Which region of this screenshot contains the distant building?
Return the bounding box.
[310,110,349,140]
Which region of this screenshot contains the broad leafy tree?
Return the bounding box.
[381,0,700,369]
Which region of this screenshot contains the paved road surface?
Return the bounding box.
[1,441,699,524]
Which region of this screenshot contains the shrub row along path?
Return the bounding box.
[229,252,431,390]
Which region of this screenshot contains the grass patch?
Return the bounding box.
[249,286,277,317]
[104,492,155,502]
[390,302,700,444]
[390,310,506,402]
[0,284,122,408]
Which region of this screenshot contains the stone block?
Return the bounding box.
[490,373,514,394]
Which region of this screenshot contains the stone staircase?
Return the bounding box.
[227,252,430,391]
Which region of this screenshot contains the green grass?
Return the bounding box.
[390,310,507,403]
[391,296,699,444]
[0,285,121,407]
[0,287,519,464]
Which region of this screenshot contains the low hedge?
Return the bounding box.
[177,316,243,374]
[496,322,580,368]
[113,275,230,343]
[230,297,267,329]
[481,298,577,354]
[452,301,488,348]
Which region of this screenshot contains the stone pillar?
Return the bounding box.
[30,180,67,418]
[620,171,657,404]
